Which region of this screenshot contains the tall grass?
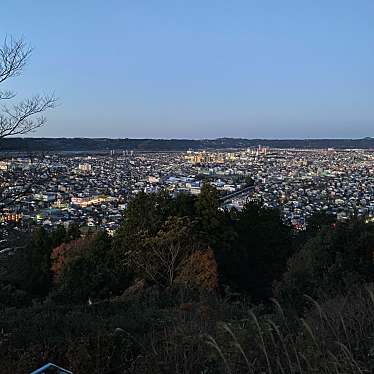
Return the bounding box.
[206,286,374,374]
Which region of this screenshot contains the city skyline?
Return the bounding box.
[1,0,373,139]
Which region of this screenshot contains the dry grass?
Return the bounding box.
[205,285,374,374]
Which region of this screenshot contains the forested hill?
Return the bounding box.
[0,137,374,152]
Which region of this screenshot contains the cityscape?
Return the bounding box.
[1,146,373,242]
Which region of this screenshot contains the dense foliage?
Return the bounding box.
[1,185,374,373]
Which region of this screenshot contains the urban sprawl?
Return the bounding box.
[1,147,374,237]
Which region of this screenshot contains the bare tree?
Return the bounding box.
[0,36,56,140]
[126,217,197,287]
[0,36,56,212]
[130,240,188,287]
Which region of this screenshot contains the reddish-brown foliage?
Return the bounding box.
[176,247,219,291]
[50,236,94,282]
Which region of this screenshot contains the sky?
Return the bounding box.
[1,0,373,139]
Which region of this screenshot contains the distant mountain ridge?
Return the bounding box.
[0,137,374,152]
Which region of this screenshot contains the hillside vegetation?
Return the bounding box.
[1,184,374,373]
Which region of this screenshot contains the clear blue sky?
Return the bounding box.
[1,1,373,138]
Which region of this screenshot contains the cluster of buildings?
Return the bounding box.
[220,149,374,228]
[185,146,268,165]
[0,147,373,235]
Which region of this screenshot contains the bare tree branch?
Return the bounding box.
[0,94,57,139]
[0,36,32,84]
[0,90,15,100]
[0,35,56,214]
[0,37,56,140]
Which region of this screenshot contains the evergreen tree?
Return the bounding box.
[275,220,374,314]
[57,231,125,301]
[224,202,292,300]
[195,183,236,250]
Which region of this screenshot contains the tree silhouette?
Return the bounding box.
[0,36,56,211]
